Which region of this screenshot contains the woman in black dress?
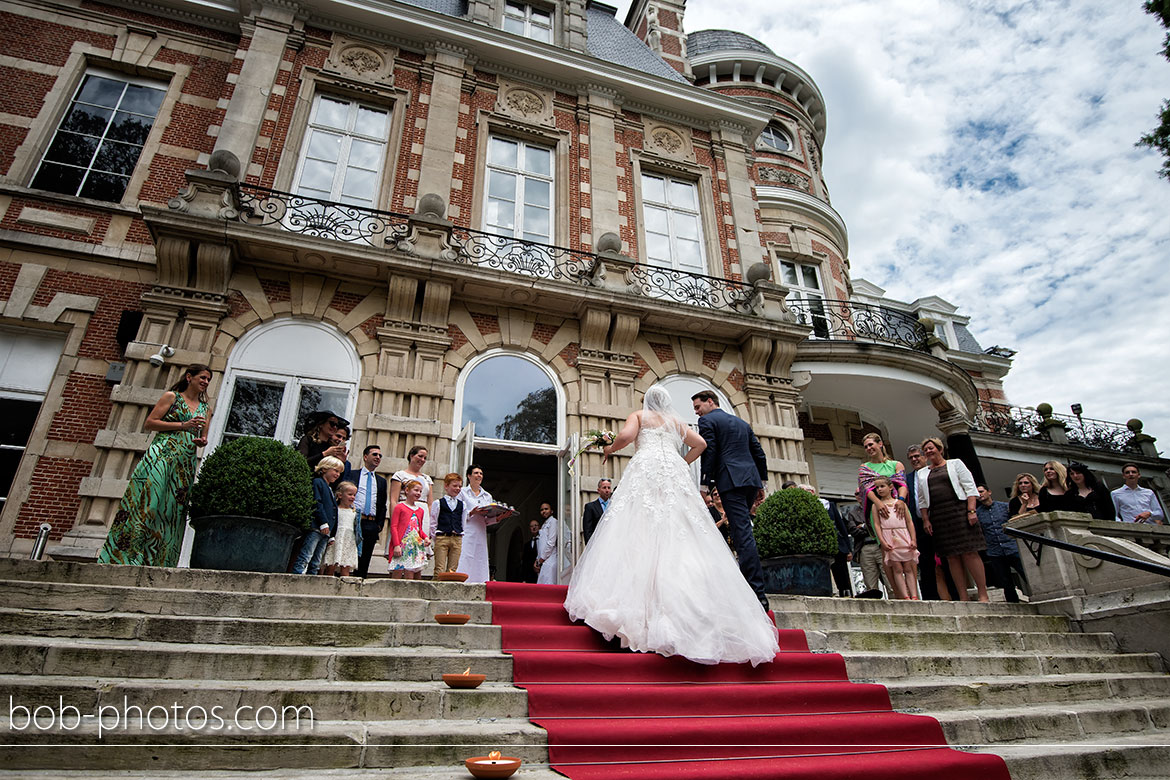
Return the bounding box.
[916,437,988,602]
[1065,463,1115,521]
[1038,461,1071,511]
[1008,473,1042,517]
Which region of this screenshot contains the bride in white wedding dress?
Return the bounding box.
[564,386,780,666]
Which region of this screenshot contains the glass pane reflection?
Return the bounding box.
[463,356,556,444]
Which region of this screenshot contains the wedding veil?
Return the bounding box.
[642,385,685,435]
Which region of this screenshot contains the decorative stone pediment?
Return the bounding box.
[326,37,396,83]
[643,122,694,162]
[495,79,554,126]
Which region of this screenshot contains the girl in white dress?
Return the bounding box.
[323,481,360,576]
[564,386,779,666]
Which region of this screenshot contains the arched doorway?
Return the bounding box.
[453,350,565,582]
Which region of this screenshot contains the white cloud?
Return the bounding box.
[672,0,1170,448]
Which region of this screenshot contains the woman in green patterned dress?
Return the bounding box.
[99,364,213,567]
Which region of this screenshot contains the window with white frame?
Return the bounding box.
[503,1,553,42]
[30,71,166,203]
[780,260,829,338]
[292,95,390,209]
[640,172,707,275]
[0,330,64,510]
[758,124,792,152]
[484,136,554,245]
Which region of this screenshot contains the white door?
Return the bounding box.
[451,421,475,475]
[558,432,580,581]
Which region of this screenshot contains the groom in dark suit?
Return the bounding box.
[693,391,770,611]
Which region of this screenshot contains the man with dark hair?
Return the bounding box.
[581,478,612,544]
[906,444,940,600]
[976,483,1028,602]
[692,391,770,612]
[346,444,387,578]
[1112,464,1165,524]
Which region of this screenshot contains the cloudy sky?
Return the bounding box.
[647,1,1170,447]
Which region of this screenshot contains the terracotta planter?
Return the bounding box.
[434,613,471,625]
[760,554,833,596]
[189,515,300,573]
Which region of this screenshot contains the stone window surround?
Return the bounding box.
[469,110,572,247]
[11,52,188,210]
[270,68,410,213]
[452,346,566,451]
[751,113,805,165]
[629,149,721,277]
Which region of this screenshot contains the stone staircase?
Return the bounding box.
[0,558,1168,779]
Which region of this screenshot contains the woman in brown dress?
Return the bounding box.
[915,437,988,602]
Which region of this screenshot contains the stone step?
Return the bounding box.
[842,650,1164,680]
[767,594,1038,616]
[0,580,493,623]
[935,698,1170,744]
[0,767,566,780]
[774,610,1070,633]
[981,737,1170,780]
[0,635,513,682]
[805,627,1118,654]
[0,717,548,771]
[0,675,528,721]
[0,559,485,601]
[884,672,1170,711]
[0,608,501,649]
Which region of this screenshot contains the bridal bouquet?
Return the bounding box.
[567,429,616,475]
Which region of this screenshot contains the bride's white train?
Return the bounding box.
[564,386,779,666]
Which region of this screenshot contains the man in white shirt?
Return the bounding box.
[535,501,559,585]
[1111,463,1165,525]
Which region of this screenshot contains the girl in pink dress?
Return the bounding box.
[870,476,919,600]
[389,480,431,580]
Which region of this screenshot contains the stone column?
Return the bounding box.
[711,122,767,275]
[740,333,813,487]
[415,44,470,212]
[582,86,623,247]
[213,1,302,178]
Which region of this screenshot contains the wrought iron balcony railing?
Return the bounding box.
[234,184,754,312]
[972,402,1142,454]
[785,297,930,352]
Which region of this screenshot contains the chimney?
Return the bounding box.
[624,0,692,79]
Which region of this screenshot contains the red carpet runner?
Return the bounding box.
[486,582,1011,779]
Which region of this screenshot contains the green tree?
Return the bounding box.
[1138,0,1170,179]
[495,386,556,444]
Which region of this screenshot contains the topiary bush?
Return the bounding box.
[189,436,314,531]
[752,487,837,559]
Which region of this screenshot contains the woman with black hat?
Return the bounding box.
[296,410,350,469]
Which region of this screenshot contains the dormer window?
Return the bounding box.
[758,125,792,152]
[503,1,552,43]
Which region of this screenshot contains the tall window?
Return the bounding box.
[641,173,706,274]
[31,71,166,202]
[460,354,558,446]
[484,136,553,245]
[503,1,553,42]
[0,331,64,510]
[780,260,829,338]
[292,95,389,209]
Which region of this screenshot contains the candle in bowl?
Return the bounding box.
[464,751,522,779]
[442,667,486,689]
[433,610,471,625]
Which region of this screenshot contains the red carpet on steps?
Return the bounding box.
[486,581,1011,780]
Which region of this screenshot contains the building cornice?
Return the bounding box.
[755,186,848,257]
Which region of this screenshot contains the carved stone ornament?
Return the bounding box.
[505,89,544,117]
[326,38,395,82]
[645,124,693,161]
[340,47,383,75]
[758,166,810,191]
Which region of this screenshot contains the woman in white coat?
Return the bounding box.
[916,437,988,602]
[535,500,559,585]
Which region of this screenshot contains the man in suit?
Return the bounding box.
[345,445,387,578]
[692,390,770,612]
[581,478,613,544]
